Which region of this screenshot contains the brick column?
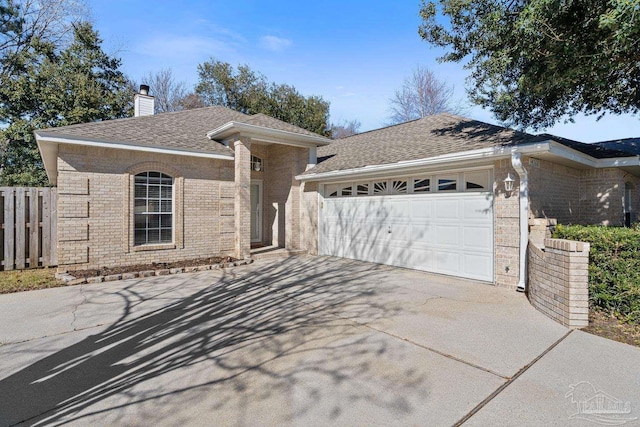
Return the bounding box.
[234,137,251,259]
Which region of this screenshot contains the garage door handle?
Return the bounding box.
[387,226,392,234]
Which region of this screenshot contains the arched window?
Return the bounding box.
[134,171,173,245]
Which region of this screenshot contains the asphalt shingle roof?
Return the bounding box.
[538,134,634,159]
[306,114,640,175]
[38,106,323,156]
[593,138,640,156]
[309,113,547,175]
[243,113,321,137]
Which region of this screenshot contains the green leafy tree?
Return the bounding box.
[1,0,88,80]
[0,22,132,186]
[195,58,330,135]
[419,0,640,129]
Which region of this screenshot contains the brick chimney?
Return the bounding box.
[134,84,155,117]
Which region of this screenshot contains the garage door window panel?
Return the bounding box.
[438,175,458,192]
[326,184,339,198]
[390,180,408,194]
[356,183,370,196]
[465,171,491,191]
[373,181,388,195]
[413,178,431,193]
[340,184,354,196]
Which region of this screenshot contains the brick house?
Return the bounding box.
[36,88,640,290]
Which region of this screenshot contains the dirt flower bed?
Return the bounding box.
[68,256,237,279]
[584,311,640,348]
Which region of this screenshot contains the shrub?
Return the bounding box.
[553,224,640,324]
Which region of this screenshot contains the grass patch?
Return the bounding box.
[0,268,66,294]
[585,311,640,347]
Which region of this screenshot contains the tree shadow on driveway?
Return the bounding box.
[0,257,428,426]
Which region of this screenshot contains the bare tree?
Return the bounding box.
[1,0,88,77]
[330,119,361,139]
[387,66,458,124]
[177,92,206,110]
[142,68,190,113]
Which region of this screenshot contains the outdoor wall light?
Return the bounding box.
[504,173,515,193]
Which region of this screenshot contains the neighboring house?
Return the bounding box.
[36,87,640,290]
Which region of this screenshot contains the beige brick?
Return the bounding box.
[528,237,590,329]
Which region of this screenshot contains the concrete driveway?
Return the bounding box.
[0,256,639,426]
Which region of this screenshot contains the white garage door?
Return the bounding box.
[320,192,494,282]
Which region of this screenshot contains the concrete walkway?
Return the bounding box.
[0,256,638,426]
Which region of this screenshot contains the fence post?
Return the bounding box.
[3,188,15,270]
[15,188,26,269]
[51,188,58,266]
[29,188,39,268]
[42,188,51,266]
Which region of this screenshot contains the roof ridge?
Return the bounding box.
[38,105,248,133]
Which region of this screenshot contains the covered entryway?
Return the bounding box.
[319,173,494,282]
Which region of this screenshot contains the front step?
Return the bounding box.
[250,248,307,260]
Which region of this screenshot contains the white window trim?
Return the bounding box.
[133,171,175,247]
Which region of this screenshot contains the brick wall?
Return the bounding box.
[528,238,589,328]
[299,181,319,254]
[57,144,234,271]
[525,158,640,227]
[265,144,307,249]
[527,157,581,224]
[579,168,640,226]
[494,159,521,288]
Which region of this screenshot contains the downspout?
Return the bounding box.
[511,153,528,292]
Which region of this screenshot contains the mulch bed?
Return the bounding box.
[69,256,237,279]
[583,311,640,347]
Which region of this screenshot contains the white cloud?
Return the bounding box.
[135,35,236,60]
[259,35,292,52]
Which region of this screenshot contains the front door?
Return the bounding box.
[250,181,263,243]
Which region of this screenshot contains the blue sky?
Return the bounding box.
[89,0,638,143]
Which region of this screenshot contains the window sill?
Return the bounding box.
[132,243,176,252]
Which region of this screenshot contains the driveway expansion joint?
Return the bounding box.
[71,283,88,331]
[357,323,509,380]
[454,329,574,426]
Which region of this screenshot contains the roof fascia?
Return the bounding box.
[296,142,551,182]
[207,121,332,147]
[35,132,235,160]
[297,140,640,182]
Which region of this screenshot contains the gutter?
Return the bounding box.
[511,153,529,292]
[297,140,640,182]
[296,143,552,182]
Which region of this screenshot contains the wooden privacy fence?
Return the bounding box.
[1,187,57,270]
